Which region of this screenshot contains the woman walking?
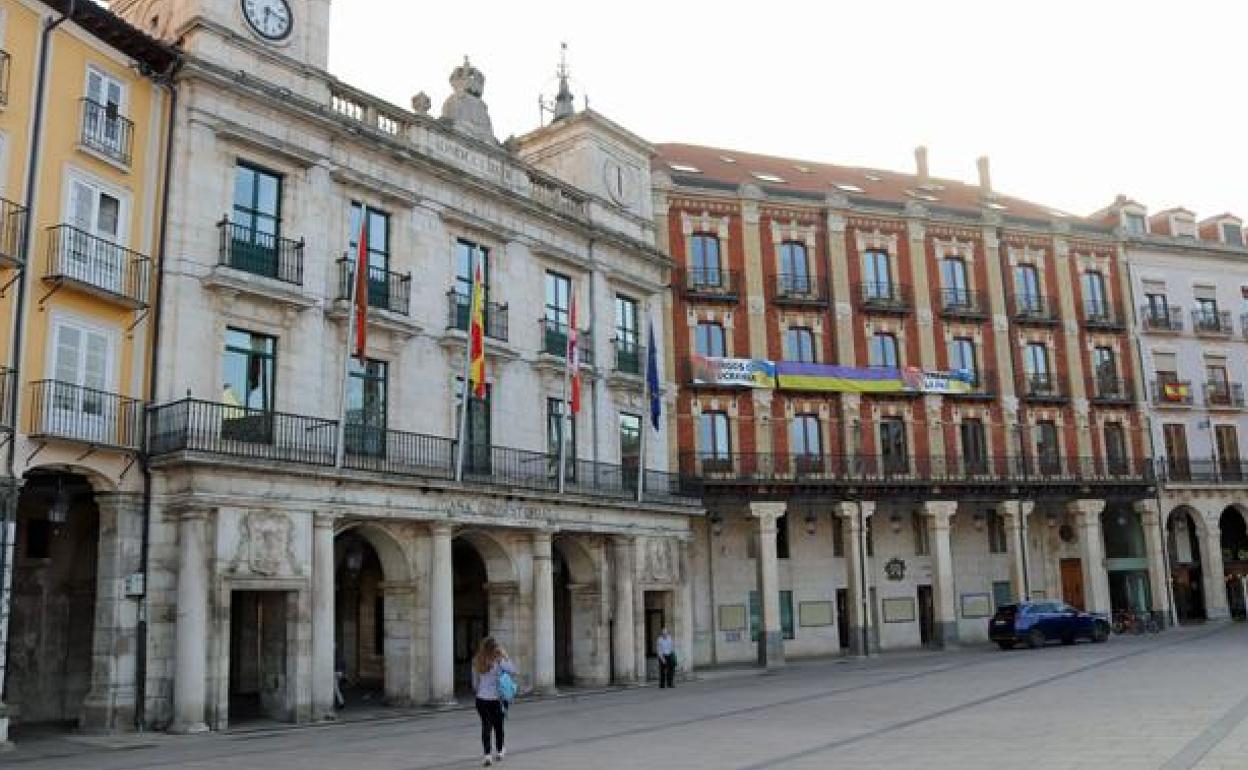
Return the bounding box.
[472,636,516,766]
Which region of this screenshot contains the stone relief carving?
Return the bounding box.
[640,538,677,583]
[231,511,299,577]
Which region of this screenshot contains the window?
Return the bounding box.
[1223,223,1244,247]
[790,413,821,458]
[349,203,391,307]
[779,241,810,293]
[1014,264,1041,311]
[1104,422,1128,473]
[699,411,730,460]
[879,417,907,473]
[65,177,125,292]
[1144,289,1169,322]
[942,257,970,306]
[230,162,283,276]
[1217,425,1241,478]
[785,327,816,363]
[615,295,640,373]
[544,271,572,356]
[452,239,490,329]
[547,396,576,467]
[948,337,977,380]
[776,514,790,559]
[691,233,722,285]
[456,379,491,473]
[1197,295,1219,325]
[619,412,641,461]
[869,332,899,368]
[987,511,1008,553]
[84,67,126,158]
[695,322,726,357]
[1093,346,1117,381]
[345,358,387,456]
[1163,423,1189,479]
[1035,421,1060,473]
[1082,271,1109,318]
[913,513,929,556]
[992,581,1013,609]
[223,328,275,412]
[1124,212,1147,235]
[49,319,112,438]
[960,419,987,473]
[749,590,795,641]
[863,249,892,297]
[1025,343,1050,391]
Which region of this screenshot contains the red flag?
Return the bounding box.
[568,293,581,415]
[353,213,368,360]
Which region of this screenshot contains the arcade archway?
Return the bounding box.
[1167,507,1207,622]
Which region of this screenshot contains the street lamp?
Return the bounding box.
[47,477,70,526]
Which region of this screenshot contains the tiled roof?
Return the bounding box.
[655,142,1080,224]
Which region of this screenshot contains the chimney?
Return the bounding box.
[914,146,929,187]
[977,156,993,197]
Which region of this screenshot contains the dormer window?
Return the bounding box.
[1223,223,1244,247]
[1173,216,1197,238]
[1124,212,1147,235]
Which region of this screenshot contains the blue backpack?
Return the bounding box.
[498,668,517,703]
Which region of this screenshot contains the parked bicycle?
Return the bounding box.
[1112,609,1160,635]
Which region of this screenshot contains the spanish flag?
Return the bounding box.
[568,293,581,415]
[1163,381,1189,401]
[468,263,486,399]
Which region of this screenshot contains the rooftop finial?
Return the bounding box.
[553,42,575,121]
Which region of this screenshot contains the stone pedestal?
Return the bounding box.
[1070,500,1112,614]
[531,532,556,695]
[750,502,785,669]
[310,514,335,719]
[611,537,636,684]
[924,501,959,648]
[429,523,456,705]
[171,510,210,734]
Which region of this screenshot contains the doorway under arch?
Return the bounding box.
[453,538,490,692]
[333,530,387,708]
[553,548,573,686]
[1219,507,1248,620]
[1101,503,1151,615]
[1168,507,1206,622]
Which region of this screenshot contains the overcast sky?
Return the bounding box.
[327,0,1245,219]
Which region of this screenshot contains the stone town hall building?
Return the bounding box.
[75,0,696,733]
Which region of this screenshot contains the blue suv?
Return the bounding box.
[989,601,1110,650]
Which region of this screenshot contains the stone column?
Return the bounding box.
[171,509,210,734]
[676,540,694,680]
[924,501,959,648]
[531,532,556,695]
[1069,500,1111,614]
[836,501,871,657]
[1134,500,1173,626]
[1200,516,1230,620]
[750,502,785,668]
[310,514,335,719]
[611,536,636,684]
[1000,500,1033,602]
[80,492,145,732]
[429,523,456,705]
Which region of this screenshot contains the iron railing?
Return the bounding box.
[946,370,996,399]
[446,290,509,341]
[0,196,28,268]
[44,224,150,306]
[1192,309,1233,336]
[1022,373,1064,401]
[336,257,411,315]
[938,288,988,318]
[1090,376,1133,404]
[1151,379,1193,406]
[341,424,456,479]
[1140,306,1183,332]
[680,267,739,301]
[855,282,912,313]
[1157,459,1248,485]
[27,380,143,450]
[771,273,827,305]
[0,366,12,431]
[1204,381,1246,409]
[540,319,593,365]
[80,98,134,165]
[147,398,337,465]
[614,340,644,375]
[1010,293,1059,323]
[1083,300,1125,330]
[217,218,304,285]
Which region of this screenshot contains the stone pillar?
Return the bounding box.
[1069,500,1112,614]
[611,536,636,684]
[1134,500,1173,626]
[310,514,335,720]
[676,540,694,680]
[750,502,786,668]
[0,478,20,746]
[80,492,145,732]
[531,532,556,695]
[1000,500,1033,602]
[836,501,872,657]
[1200,516,1230,620]
[924,501,959,648]
[171,509,210,734]
[429,523,456,705]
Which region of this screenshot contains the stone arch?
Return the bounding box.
[553,535,600,588]
[1218,505,1248,620]
[1167,504,1208,622]
[336,521,412,583]
[452,528,517,584]
[23,462,118,495]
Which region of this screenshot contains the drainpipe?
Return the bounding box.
[0,0,77,734]
[135,55,181,732]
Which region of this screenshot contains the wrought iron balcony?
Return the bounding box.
[771,273,827,305]
[680,267,739,302]
[1090,376,1133,404]
[0,51,9,107]
[938,288,989,319]
[1204,381,1245,409]
[539,318,593,365]
[1010,293,1059,324]
[79,98,133,165]
[945,370,996,399]
[1083,300,1125,331]
[1022,373,1065,402]
[1156,458,1248,485]
[27,380,143,450]
[0,366,13,431]
[146,398,699,505]
[1140,306,1183,332]
[855,282,912,314]
[1151,379,1193,406]
[614,339,644,376]
[335,257,411,315]
[1192,309,1233,336]
[217,219,304,285]
[44,225,150,307]
[446,290,509,341]
[0,196,27,269]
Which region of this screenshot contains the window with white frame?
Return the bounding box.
[84,66,126,159]
[47,317,114,441]
[63,174,126,292]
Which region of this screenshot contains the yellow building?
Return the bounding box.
[0,0,176,740]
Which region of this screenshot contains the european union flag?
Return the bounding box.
[647,316,661,430]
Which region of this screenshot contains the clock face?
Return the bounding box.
[241,0,293,41]
[602,158,636,207]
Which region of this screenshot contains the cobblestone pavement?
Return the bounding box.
[5,622,1247,770]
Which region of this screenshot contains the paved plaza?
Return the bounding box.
[6,622,1248,770]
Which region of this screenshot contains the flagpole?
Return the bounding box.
[636,301,648,504]
[334,249,356,469]
[557,293,571,496]
[454,248,476,483]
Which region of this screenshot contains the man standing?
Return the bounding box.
[656,627,676,689]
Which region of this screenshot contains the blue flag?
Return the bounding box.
[647,315,661,430]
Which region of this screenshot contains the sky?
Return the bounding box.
[327,0,1246,220]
